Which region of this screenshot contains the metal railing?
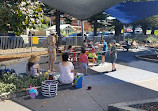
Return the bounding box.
[1,35,157,55]
[63,35,158,46]
[0,36,47,55]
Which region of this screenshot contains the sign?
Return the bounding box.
[146,30,151,35]
[154,30,158,36]
[121,29,123,33]
[32,37,38,44]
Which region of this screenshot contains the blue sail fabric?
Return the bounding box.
[105,1,158,24]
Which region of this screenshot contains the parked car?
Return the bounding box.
[124,32,133,36]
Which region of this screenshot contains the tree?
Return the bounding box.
[88,12,108,36]
[111,19,123,36]
[54,10,61,45]
[0,0,44,35]
[126,0,158,35]
[0,0,23,34]
[132,15,158,35]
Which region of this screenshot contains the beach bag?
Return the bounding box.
[41,80,58,97]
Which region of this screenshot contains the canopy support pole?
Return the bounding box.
[123,24,125,41]
[81,20,85,40]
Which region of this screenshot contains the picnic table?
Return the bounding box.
[69,51,81,62]
[122,45,131,51]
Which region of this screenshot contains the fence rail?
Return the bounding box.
[64,35,158,46]
[0,35,157,55]
[0,36,47,55]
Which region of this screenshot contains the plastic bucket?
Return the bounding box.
[29,92,36,99]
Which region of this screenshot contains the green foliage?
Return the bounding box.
[0,82,16,95]
[88,12,108,36]
[111,19,123,36]
[0,0,44,35]
[42,16,51,25]
[147,36,158,43]
[0,72,47,92]
[41,24,49,29]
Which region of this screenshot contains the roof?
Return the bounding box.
[46,24,75,30]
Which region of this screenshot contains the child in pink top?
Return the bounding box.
[79,48,88,75]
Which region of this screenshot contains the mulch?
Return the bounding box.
[0,51,48,62]
[131,102,158,111]
[140,55,158,60]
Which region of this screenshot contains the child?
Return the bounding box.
[109,40,117,72]
[63,46,67,51]
[99,40,107,64]
[79,48,88,75]
[63,46,68,52]
[88,48,98,63]
[67,45,73,51]
[67,45,73,61]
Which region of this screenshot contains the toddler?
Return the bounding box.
[79,48,88,75]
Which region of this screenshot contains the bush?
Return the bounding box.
[0,72,47,92]
[147,36,158,43]
[0,82,16,95]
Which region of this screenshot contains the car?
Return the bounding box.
[124,32,133,36]
[102,31,114,38]
[135,27,142,35]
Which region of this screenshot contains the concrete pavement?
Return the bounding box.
[0,100,31,111]
[1,47,158,111]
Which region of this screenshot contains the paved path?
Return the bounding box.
[1,47,158,111]
[0,100,31,111]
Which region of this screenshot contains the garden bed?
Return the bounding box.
[131,102,158,111]
[0,71,47,100]
[0,51,47,62]
[108,98,158,111]
[146,45,158,49]
[136,54,158,62]
[140,55,158,60]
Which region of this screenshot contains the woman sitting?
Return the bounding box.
[59,53,74,84]
[26,55,41,77]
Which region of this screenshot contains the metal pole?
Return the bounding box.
[123,24,125,41]
[78,20,80,32]
[50,19,51,27]
[31,35,32,53]
[81,20,85,40]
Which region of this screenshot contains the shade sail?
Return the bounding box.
[105,1,158,24]
[41,0,124,20]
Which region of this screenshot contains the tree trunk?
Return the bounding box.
[115,25,121,36]
[151,27,155,35]
[55,10,61,45]
[93,20,97,36]
[142,26,147,35]
[132,25,135,35]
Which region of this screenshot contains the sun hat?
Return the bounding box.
[28,55,40,63]
[111,40,116,43]
[49,30,56,35]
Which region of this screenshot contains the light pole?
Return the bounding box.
[81,20,84,40]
